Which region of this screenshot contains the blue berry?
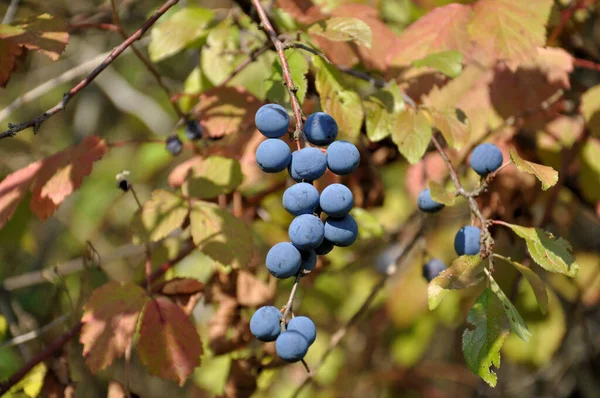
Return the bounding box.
[184,119,203,141]
[314,239,334,255]
[417,188,445,213]
[250,306,282,342]
[256,139,291,173]
[470,143,503,176]
[319,183,354,217]
[255,104,290,138]
[454,226,481,256]
[423,258,446,282]
[288,147,327,182]
[275,330,309,362]
[266,242,302,278]
[326,140,360,175]
[166,135,183,156]
[299,250,317,277]
[324,214,358,247]
[282,183,320,216]
[304,112,338,146]
[287,316,316,345]
[288,214,324,250]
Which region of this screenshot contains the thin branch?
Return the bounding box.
[0,0,180,140]
[0,241,195,395]
[0,314,71,349]
[68,22,121,32]
[572,57,600,72]
[281,274,301,322]
[283,42,331,64]
[547,0,587,45]
[1,0,20,24]
[109,0,186,120]
[250,0,305,149]
[290,215,425,397]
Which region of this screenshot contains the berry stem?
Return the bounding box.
[250,0,305,150]
[281,274,301,323]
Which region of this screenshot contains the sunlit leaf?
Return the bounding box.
[488,273,531,342]
[266,49,309,105]
[131,189,188,243]
[412,50,463,78]
[363,83,405,142]
[391,108,432,164]
[427,180,456,206]
[428,255,484,310]
[186,156,244,199]
[510,149,558,190]
[429,108,470,149]
[0,13,69,60]
[309,17,373,48]
[462,288,509,387]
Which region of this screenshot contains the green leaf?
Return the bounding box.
[80,282,149,373]
[138,297,203,385]
[429,108,470,149]
[412,50,463,78]
[496,256,548,315]
[9,363,46,398]
[581,84,600,138]
[363,83,405,142]
[309,17,372,48]
[131,190,188,243]
[350,207,384,239]
[391,108,432,164]
[185,156,243,199]
[469,0,553,62]
[427,180,456,206]
[462,288,509,387]
[313,56,364,142]
[149,7,214,62]
[190,201,253,267]
[501,222,579,277]
[487,272,531,342]
[201,18,239,85]
[266,49,309,105]
[510,149,558,190]
[428,255,484,310]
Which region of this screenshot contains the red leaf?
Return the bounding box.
[30,136,108,219]
[387,4,472,67]
[80,282,148,373]
[138,297,203,385]
[275,0,324,25]
[0,40,25,88]
[193,87,262,140]
[0,161,42,230]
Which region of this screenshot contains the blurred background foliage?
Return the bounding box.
[0,0,600,397]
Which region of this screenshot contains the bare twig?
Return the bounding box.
[250,0,305,149]
[0,0,180,140]
[281,274,301,322]
[68,22,121,32]
[283,42,331,64]
[1,0,20,24]
[547,0,587,45]
[0,314,71,349]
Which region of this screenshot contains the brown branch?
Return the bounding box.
[547,0,587,45]
[250,0,305,149]
[290,214,425,397]
[0,0,181,140]
[68,22,121,32]
[0,241,195,395]
[109,0,186,120]
[573,57,600,72]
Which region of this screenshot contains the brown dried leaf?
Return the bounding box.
[0,39,24,87]
[80,282,148,373]
[156,277,205,296]
[138,296,203,385]
[0,14,69,61]
[236,271,274,307]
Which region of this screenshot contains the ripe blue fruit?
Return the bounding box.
[275,330,309,362]
[326,140,360,175]
[454,226,481,256]
[282,183,320,216]
[319,183,354,217]
[324,214,358,247]
[423,258,446,282]
[184,119,203,141]
[470,143,503,176]
[266,242,302,278]
[304,112,338,145]
[255,139,291,173]
[250,306,282,342]
[287,316,316,345]
[299,250,317,277]
[314,239,334,255]
[417,188,445,213]
[166,135,183,156]
[288,147,327,182]
[288,214,325,250]
[255,104,290,138]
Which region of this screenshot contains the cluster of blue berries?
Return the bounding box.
[250,104,361,362]
[418,143,503,281]
[165,120,204,156]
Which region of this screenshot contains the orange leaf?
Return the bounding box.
[155,277,205,296]
[80,282,148,373]
[0,14,69,61]
[30,136,108,219]
[387,4,472,67]
[138,297,203,385]
[0,161,42,229]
